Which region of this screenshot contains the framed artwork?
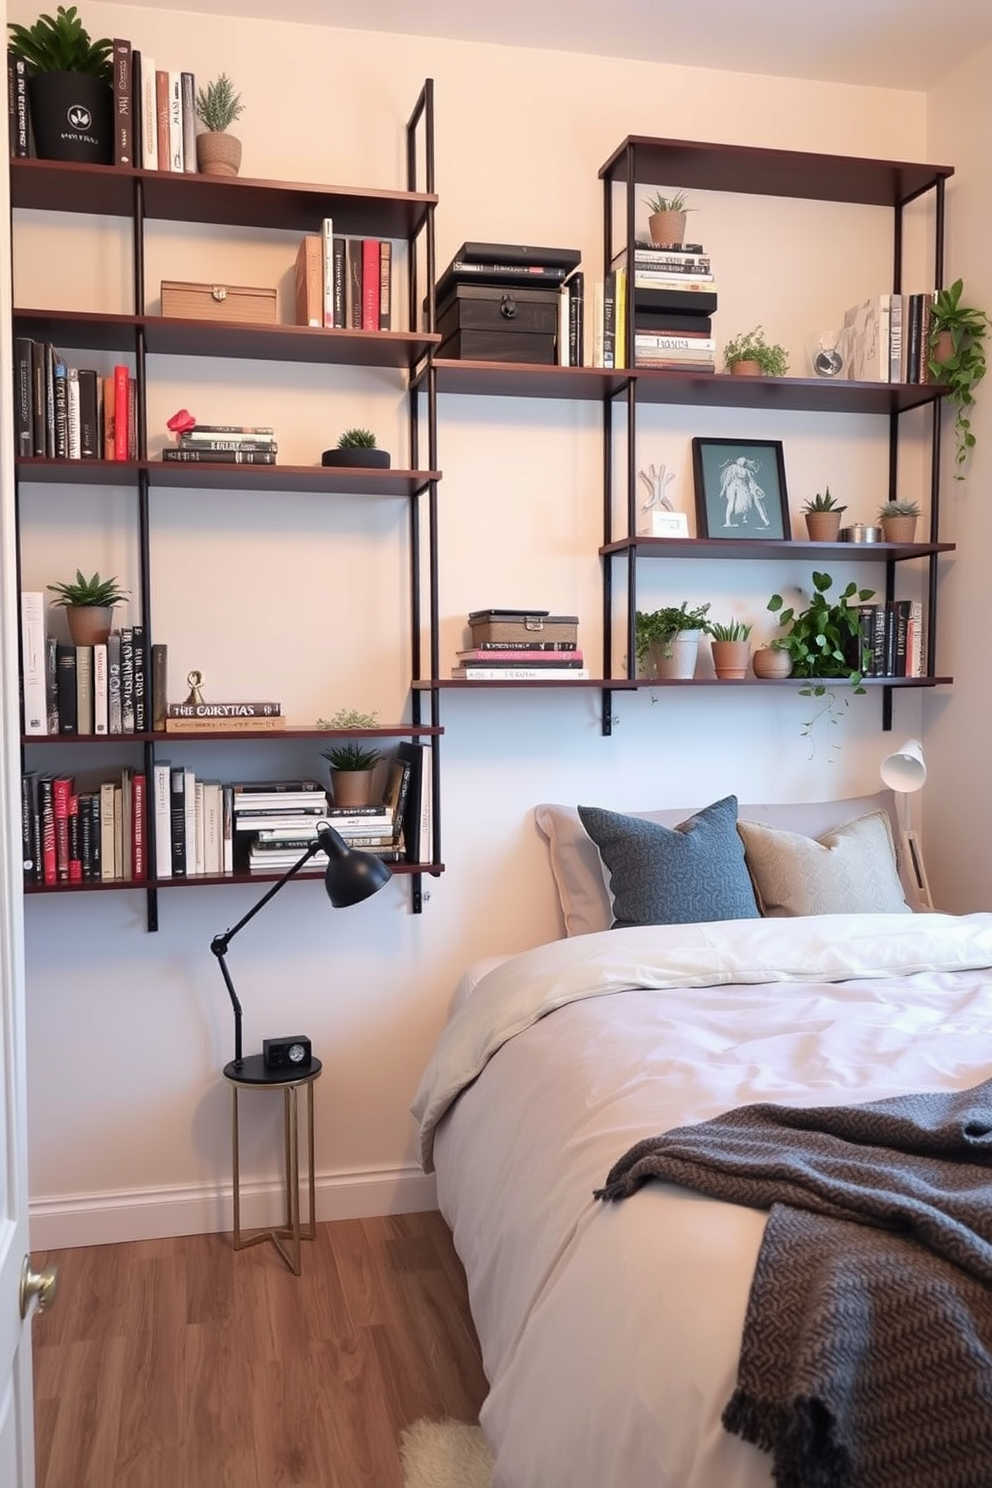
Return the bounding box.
[691,438,790,540]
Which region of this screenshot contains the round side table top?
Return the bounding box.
[223,1053,323,1087]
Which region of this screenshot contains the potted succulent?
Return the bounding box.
[877,498,921,543]
[802,487,846,541]
[643,189,693,248]
[635,602,711,680]
[927,278,989,477]
[321,428,391,470]
[195,72,245,177]
[709,618,752,680]
[321,739,383,808]
[723,326,789,378]
[8,5,113,164]
[47,568,129,645]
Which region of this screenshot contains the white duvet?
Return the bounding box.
[412,914,992,1488]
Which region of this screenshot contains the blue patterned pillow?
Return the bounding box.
[577,796,760,928]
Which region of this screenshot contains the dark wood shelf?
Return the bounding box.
[429,359,946,413]
[599,138,953,207]
[605,675,953,690]
[14,458,441,495]
[13,308,439,369]
[10,157,437,236]
[24,860,445,895]
[602,537,956,561]
[414,677,639,691]
[22,724,443,745]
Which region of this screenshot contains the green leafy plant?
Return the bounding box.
[337,428,378,449]
[643,189,692,215]
[768,572,876,757]
[927,278,989,476]
[802,487,845,514]
[47,569,129,608]
[7,6,112,80]
[708,618,752,642]
[877,498,920,520]
[194,73,244,133]
[321,741,383,771]
[635,602,711,662]
[317,707,380,730]
[723,326,789,377]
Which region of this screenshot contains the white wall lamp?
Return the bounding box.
[880,738,934,911]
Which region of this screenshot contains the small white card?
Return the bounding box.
[638,510,689,538]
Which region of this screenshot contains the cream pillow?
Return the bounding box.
[737,810,911,917]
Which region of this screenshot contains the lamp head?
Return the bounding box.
[880,737,926,794]
[315,824,392,905]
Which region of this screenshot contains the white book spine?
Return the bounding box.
[140,55,157,168]
[153,762,172,878]
[592,280,604,368]
[92,642,108,734]
[204,782,221,874]
[168,72,183,172]
[420,743,434,864]
[194,779,205,874]
[67,367,81,459]
[99,780,116,881]
[20,591,47,735]
[184,767,196,874]
[321,218,334,328]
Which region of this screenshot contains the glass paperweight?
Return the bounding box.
[805,331,846,378]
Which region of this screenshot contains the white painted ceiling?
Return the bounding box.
[120,0,988,89]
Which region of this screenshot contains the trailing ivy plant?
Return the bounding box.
[635,602,711,663]
[767,571,875,757]
[927,278,990,477]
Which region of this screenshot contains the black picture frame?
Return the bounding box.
[691,438,790,540]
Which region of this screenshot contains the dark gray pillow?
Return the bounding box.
[577,796,760,929]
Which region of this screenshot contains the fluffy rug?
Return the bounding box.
[399,1418,494,1488]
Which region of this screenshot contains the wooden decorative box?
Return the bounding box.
[160,280,278,324]
[468,614,579,645]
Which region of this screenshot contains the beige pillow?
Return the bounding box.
[737,810,911,917]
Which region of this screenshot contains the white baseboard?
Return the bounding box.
[29,1165,438,1250]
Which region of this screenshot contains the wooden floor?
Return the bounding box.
[31,1211,489,1488]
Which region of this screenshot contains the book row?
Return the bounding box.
[842,292,939,384]
[22,767,146,886]
[295,229,393,332]
[14,347,136,461]
[20,596,160,737]
[858,600,927,679]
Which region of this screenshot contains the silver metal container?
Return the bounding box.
[840,524,883,543]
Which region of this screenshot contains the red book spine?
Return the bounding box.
[132,772,146,882]
[68,794,83,882]
[53,775,73,883]
[113,366,129,460]
[362,239,380,331]
[39,779,56,886]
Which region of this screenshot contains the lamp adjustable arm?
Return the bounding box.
[210,837,325,1069]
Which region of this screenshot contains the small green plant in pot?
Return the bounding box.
[643,189,694,247]
[321,739,384,808]
[877,498,921,542]
[321,428,391,470]
[8,5,114,164]
[47,568,130,645]
[768,571,875,756]
[927,278,990,477]
[194,73,245,176]
[723,326,790,378]
[635,602,711,680]
[709,618,753,680]
[802,487,847,540]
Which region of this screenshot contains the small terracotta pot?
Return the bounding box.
[729,360,762,376]
[804,511,843,541]
[196,131,242,177]
[711,640,751,680]
[752,647,793,680]
[329,769,376,808]
[65,605,113,646]
[881,516,918,543]
[647,209,687,247]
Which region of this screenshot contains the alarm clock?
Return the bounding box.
[262,1035,312,1070]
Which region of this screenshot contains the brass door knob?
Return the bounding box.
[19,1257,58,1320]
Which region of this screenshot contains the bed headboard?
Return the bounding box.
[535,791,923,937]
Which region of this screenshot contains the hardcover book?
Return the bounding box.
[296,234,323,328]
[112,39,133,167]
[131,624,147,732]
[55,642,76,734]
[20,591,47,736]
[167,701,281,717]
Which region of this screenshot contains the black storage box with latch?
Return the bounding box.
[436,283,560,364]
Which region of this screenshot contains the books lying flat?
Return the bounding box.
[456,648,584,663]
[162,448,277,464]
[168,701,281,717]
[164,715,283,733]
[451,666,590,680]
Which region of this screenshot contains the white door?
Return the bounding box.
[0,0,38,1469]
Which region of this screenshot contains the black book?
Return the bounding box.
[395,741,425,865]
[45,634,59,734]
[332,236,346,327]
[78,368,99,458]
[8,52,29,159]
[634,287,718,317]
[468,608,550,621]
[78,790,95,880]
[55,643,77,733]
[131,51,142,167]
[52,351,68,459]
[161,448,276,464]
[457,242,581,271]
[635,311,713,336]
[131,623,146,732]
[566,270,584,368]
[112,38,133,167]
[169,766,186,877]
[14,336,32,456]
[30,340,45,456]
[21,772,37,884]
[119,627,134,732]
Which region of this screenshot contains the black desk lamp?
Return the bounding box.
[211,823,391,1080]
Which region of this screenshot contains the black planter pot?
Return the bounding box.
[28,72,113,164]
[321,448,391,468]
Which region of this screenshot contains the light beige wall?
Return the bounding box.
[9,2,940,1242]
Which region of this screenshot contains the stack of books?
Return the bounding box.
[319,756,412,864]
[230,780,329,876]
[452,609,587,680]
[164,699,283,734]
[162,424,278,466]
[604,242,717,371]
[295,226,393,331]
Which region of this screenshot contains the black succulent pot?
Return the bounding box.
[321,448,391,468]
[28,72,114,164]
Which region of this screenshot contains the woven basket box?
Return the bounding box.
[160,280,278,324]
[468,614,579,645]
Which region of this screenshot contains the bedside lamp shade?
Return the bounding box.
[880,739,932,911]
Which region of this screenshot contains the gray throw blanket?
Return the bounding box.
[595,1080,992,1488]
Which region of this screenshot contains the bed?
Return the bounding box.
[411,793,992,1488]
